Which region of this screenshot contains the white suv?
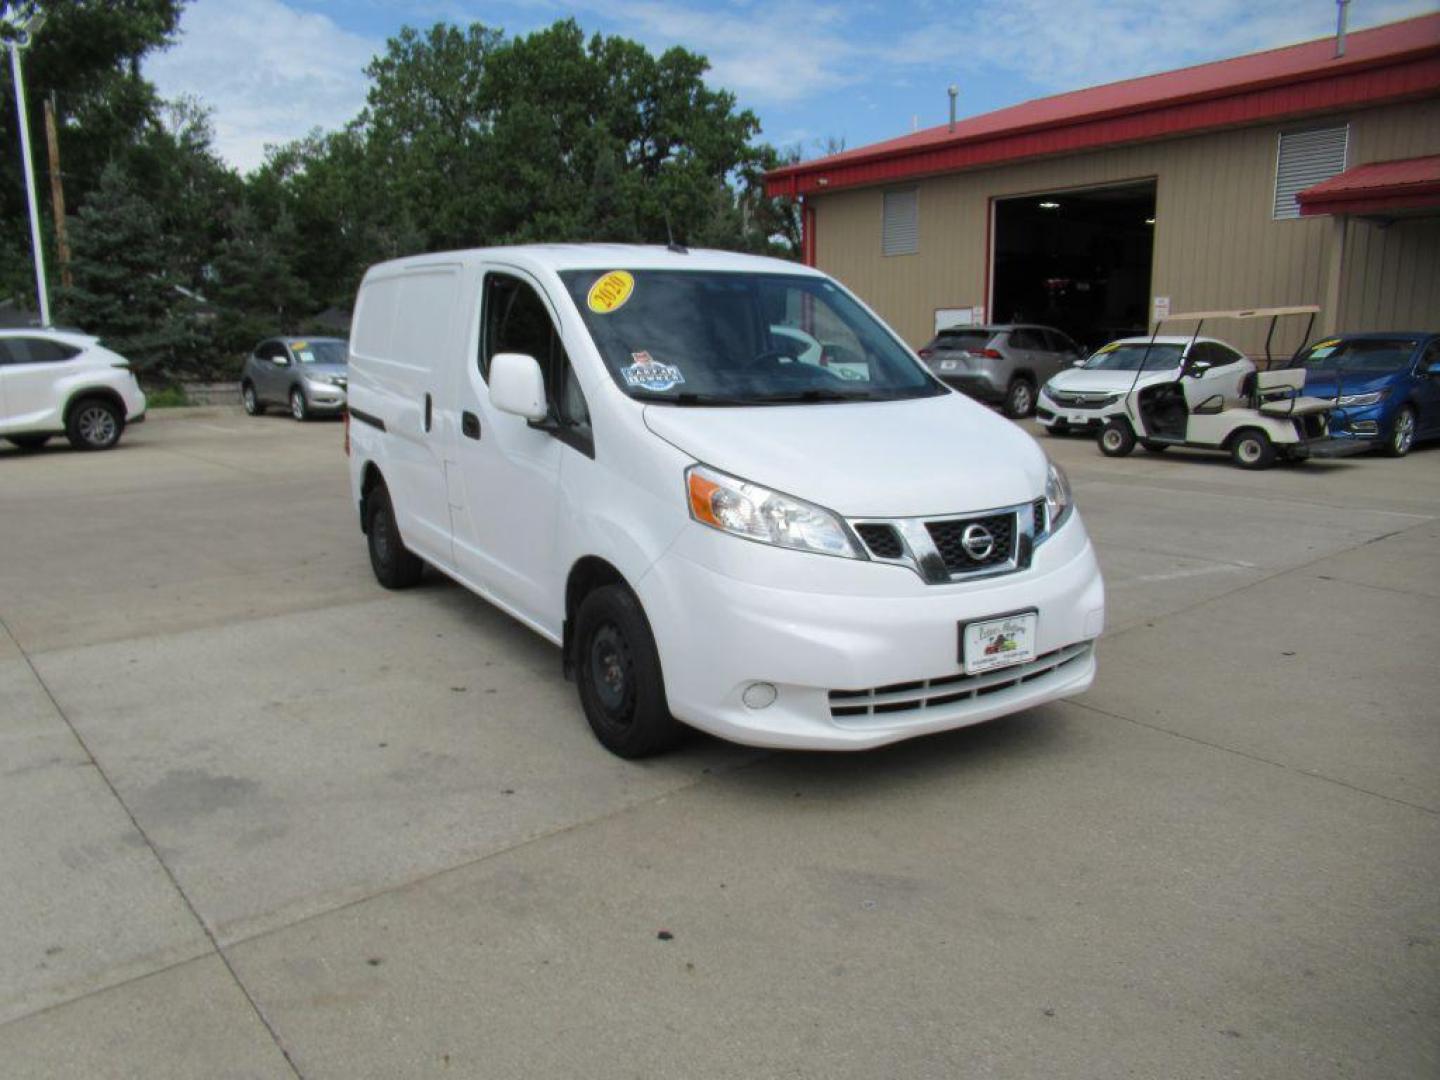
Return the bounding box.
[0,329,147,451]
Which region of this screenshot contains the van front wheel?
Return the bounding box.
[575,585,683,758]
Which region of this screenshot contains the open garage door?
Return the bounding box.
[992,181,1156,350]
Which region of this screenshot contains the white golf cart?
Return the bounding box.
[1096,305,1350,470]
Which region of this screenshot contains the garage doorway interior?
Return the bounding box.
[991,180,1156,349]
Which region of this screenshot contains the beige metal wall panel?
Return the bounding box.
[812,98,1440,356]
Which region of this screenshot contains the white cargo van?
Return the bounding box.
[346,245,1105,757]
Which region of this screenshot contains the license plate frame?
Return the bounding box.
[958,608,1038,675]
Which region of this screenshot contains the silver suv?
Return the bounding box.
[920,325,1084,418]
[240,337,348,420]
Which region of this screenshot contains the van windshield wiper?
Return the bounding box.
[750,388,885,403]
[629,391,756,407]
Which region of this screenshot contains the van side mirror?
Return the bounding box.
[490,352,549,421]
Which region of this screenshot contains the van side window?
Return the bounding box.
[482,272,593,457]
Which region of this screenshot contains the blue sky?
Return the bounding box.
[145,0,1437,173]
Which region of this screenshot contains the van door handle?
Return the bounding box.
[461,411,481,440]
[424,393,433,433]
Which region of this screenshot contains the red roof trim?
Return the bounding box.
[1297,153,1440,216]
[764,16,1440,198]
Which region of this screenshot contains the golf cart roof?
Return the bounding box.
[1160,304,1320,322]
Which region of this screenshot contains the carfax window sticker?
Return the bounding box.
[621,350,685,392]
[587,270,635,314]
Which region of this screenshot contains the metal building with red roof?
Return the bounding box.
[763,13,1440,358]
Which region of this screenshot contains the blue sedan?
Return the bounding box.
[1294,332,1440,457]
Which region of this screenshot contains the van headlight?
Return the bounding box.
[686,464,861,559]
[1045,460,1074,531]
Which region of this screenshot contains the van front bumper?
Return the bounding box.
[638,521,1105,750]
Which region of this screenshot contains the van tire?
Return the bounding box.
[575,585,684,758]
[365,486,424,589]
[1098,418,1135,457]
[1002,378,1035,419]
[1230,428,1275,470]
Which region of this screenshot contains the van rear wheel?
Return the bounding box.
[575,585,683,758]
[366,486,424,589]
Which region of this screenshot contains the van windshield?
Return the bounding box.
[559,270,944,405]
[1082,342,1184,372]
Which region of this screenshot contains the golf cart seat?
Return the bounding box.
[1252,369,1332,416]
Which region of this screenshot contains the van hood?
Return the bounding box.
[1045,366,1178,394]
[642,393,1048,518]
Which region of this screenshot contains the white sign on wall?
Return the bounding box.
[935,307,974,332]
[936,306,990,334]
[1153,295,1171,322]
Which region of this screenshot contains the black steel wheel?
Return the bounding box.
[574,585,683,758]
[365,485,424,589]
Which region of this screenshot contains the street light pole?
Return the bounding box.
[5,11,50,326]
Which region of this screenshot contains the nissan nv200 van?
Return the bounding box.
[346,245,1105,757]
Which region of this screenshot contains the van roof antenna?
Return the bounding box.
[664,211,688,255]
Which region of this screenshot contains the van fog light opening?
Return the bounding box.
[742,682,779,710]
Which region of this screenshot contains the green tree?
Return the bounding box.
[58,160,186,375]
[209,203,311,357]
[0,0,189,303]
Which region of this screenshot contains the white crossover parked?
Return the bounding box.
[0,329,147,451]
[1037,335,1254,437]
[346,245,1105,757]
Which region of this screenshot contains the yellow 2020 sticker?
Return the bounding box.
[587,271,634,314]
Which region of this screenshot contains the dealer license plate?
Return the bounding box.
[960,611,1038,675]
[1067,413,1091,425]
[940,359,959,371]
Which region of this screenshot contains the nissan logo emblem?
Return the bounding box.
[961,523,995,561]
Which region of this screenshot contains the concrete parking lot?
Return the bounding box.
[1,408,1436,1078]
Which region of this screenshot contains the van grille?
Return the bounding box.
[855,523,904,559]
[926,513,1015,573]
[828,643,1091,722]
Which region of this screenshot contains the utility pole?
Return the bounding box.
[44,92,71,289]
[4,8,50,325]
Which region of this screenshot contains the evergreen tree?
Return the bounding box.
[58,161,185,375]
[210,204,312,357]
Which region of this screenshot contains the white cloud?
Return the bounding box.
[145,0,380,173]
[901,0,1440,92]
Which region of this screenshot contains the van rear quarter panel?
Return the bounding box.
[349,265,465,566]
